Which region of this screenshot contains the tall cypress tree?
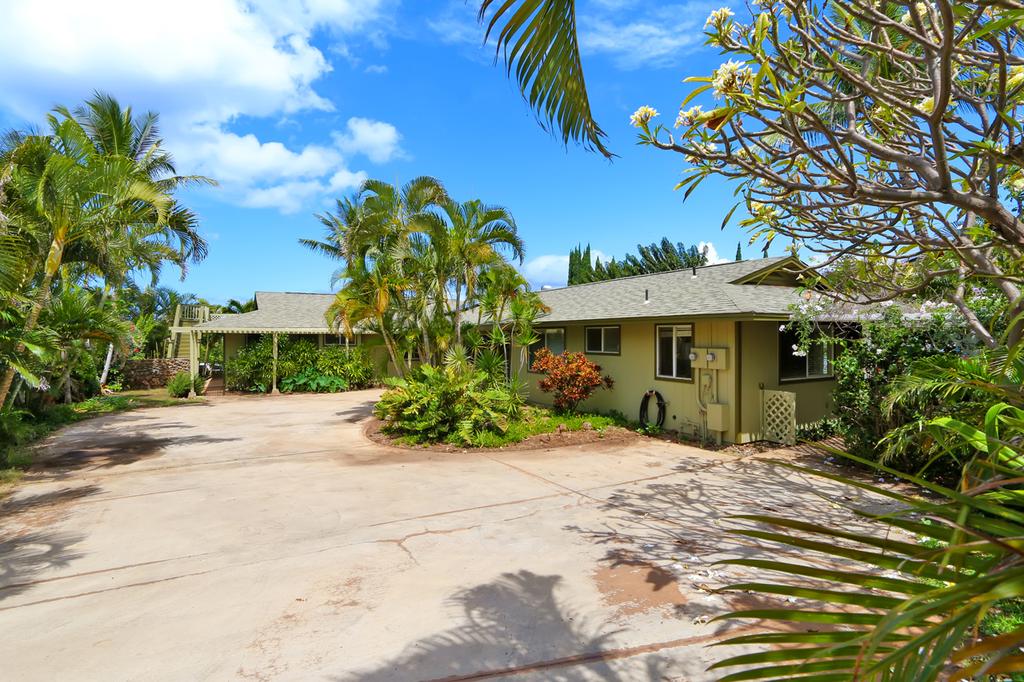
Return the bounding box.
[581,244,594,282]
[735,242,743,261]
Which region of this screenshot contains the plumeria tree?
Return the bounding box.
[481,0,1024,346]
[630,1,1024,346]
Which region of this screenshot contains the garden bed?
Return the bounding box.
[367,405,641,452]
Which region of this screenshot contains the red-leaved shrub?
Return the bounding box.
[530,348,614,412]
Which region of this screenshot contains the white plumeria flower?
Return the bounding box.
[630,105,659,128]
[712,59,753,98]
[705,6,735,27]
[675,105,703,128]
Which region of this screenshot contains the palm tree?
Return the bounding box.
[328,255,410,378]
[436,199,524,346]
[313,177,449,373]
[0,121,171,407]
[301,194,369,285]
[57,93,211,385]
[223,297,257,314]
[39,285,126,403]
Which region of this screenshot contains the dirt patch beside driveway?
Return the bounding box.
[0,390,897,681]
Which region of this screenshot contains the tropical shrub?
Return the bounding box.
[712,367,1024,680]
[315,346,375,388]
[166,372,202,398]
[280,368,348,393]
[794,417,840,442]
[374,364,522,445]
[826,305,969,472]
[530,349,613,413]
[225,335,375,392]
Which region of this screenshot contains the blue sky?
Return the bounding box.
[0,0,772,304]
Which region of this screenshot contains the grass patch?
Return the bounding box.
[463,406,628,448]
[1,390,203,492]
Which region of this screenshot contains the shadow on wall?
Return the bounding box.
[337,570,672,681]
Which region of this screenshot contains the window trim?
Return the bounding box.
[322,333,358,348]
[527,327,567,373]
[778,328,835,383]
[584,325,621,356]
[654,323,695,383]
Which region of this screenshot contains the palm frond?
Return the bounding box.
[480,0,612,158]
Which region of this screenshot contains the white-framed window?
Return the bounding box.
[779,328,833,381]
[323,333,357,348]
[585,326,620,354]
[528,328,566,370]
[656,324,694,381]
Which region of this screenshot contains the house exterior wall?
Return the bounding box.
[737,321,835,442]
[511,318,837,444]
[223,333,244,380]
[512,319,739,442]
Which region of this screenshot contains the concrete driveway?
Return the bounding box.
[0,390,880,681]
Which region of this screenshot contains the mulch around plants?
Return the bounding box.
[364,418,643,453]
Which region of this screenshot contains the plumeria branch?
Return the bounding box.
[631,0,1024,342]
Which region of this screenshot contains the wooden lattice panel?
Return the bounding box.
[761,389,796,445]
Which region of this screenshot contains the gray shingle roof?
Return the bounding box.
[531,257,809,324]
[195,291,342,333]
[195,258,825,333]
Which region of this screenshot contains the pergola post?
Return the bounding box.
[188,330,199,398]
[271,332,280,395]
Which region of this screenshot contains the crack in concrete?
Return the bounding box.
[376,524,483,567]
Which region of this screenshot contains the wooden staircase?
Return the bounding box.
[168,305,211,359]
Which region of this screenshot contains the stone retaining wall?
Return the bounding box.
[122,358,190,390]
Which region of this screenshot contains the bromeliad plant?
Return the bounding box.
[710,347,1024,680]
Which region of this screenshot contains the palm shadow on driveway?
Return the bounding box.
[337,570,671,682]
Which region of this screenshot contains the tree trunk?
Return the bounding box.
[453,282,463,347]
[62,350,73,404]
[421,326,432,366]
[99,343,115,385]
[98,288,118,385]
[378,320,405,379]
[0,239,63,408]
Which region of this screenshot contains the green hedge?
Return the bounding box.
[225,335,376,393]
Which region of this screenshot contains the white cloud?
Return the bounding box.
[428,1,486,46]
[334,118,404,164]
[436,0,721,70]
[365,64,389,74]
[579,2,719,69]
[0,0,399,213]
[522,255,571,288]
[522,249,608,289]
[698,241,731,265]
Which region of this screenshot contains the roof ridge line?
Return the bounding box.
[532,257,784,293]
